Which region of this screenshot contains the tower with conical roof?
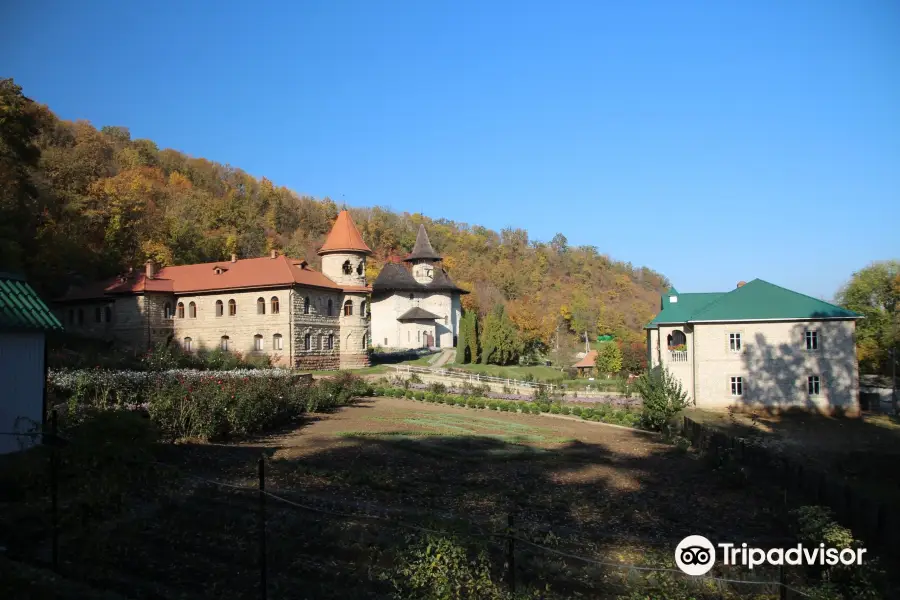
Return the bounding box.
[405,224,442,284]
[319,210,372,368]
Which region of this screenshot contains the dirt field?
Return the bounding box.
[5,398,804,599]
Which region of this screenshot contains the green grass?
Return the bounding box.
[443,363,565,381]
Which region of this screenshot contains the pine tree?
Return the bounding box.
[455,312,468,364]
[481,305,522,365]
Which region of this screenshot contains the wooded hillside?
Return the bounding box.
[0,78,669,358]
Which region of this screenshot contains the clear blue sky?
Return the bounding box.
[4,0,899,300]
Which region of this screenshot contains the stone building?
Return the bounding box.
[645,279,862,415]
[54,210,373,370]
[370,225,467,349]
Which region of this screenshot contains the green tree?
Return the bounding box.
[594,341,622,376]
[837,260,900,374]
[480,305,521,366]
[455,312,468,364]
[635,366,691,432]
[620,341,648,374]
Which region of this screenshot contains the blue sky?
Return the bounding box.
[4,0,898,300]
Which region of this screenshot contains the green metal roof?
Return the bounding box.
[0,273,64,333]
[644,279,860,328]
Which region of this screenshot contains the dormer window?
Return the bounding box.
[669,295,678,303]
[213,266,225,275]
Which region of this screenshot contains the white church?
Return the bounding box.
[371,225,467,349]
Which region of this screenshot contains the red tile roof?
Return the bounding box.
[318,210,373,255]
[572,350,598,368]
[57,255,370,301]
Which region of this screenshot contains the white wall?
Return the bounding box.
[0,332,45,454]
[371,291,460,349]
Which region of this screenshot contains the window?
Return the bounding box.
[228,299,236,316]
[221,336,230,351]
[362,334,367,350]
[417,331,421,342]
[304,333,311,351]
[729,333,742,352]
[164,303,172,319]
[105,306,112,323]
[254,334,263,351]
[730,376,744,396]
[327,299,333,316]
[215,300,224,317]
[808,376,820,396]
[356,261,364,276]
[271,297,280,314]
[408,294,414,300]
[257,297,265,315]
[342,260,352,275]
[667,330,687,350]
[303,296,310,315]
[68,309,74,324]
[360,301,367,317]
[343,300,353,316]
[384,337,388,345]
[177,302,185,319]
[95,307,102,323]
[183,337,192,352]
[805,330,818,351]
[327,334,334,350]
[189,301,197,318]
[273,334,283,350]
[77,309,84,325]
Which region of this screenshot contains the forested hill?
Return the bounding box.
[0,78,668,353]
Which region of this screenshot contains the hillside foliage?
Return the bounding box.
[0,79,669,357]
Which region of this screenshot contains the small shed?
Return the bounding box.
[0,273,64,454]
[572,350,598,378]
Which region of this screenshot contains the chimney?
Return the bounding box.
[737,281,747,288]
[231,253,237,263]
[270,249,277,259]
[145,260,155,280]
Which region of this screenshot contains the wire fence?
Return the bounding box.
[0,417,821,600]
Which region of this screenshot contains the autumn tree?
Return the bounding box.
[620,341,648,375]
[594,341,623,377]
[837,260,900,374]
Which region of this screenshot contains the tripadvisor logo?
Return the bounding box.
[675,535,868,575]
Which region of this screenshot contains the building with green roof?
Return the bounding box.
[644,279,862,415]
[0,273,63,454]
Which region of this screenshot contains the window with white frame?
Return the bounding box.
[805,330,818,350]
[729,332,742,352]
[273,334,283,350]
[730,376,744,396]
[807,375,820,395]
[184,337,192,352]
[254,335,263,351]
[221,336,230,351]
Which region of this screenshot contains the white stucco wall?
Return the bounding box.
[370,291,460,349]
[0,332,45,454]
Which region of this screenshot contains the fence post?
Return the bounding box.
[50,409,58,571]
[258,456,267,600]
[507,513,516,593]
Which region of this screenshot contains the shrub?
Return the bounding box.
[428,382,447,394]
[404,390,414,399]
[549,405,561,414]
[635,367,690,432]
[487,400,499,411]
[476,399,487,409]
[571,406,583,417]
[414,391,426,401]
[499,402,510,412]
[581,407,595,420]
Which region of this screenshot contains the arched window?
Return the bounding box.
[304,333,311,351]
[254,334,263,351]
[327,334,334,350]
[343,300,353,316]
[327,299,333,316]
[183,337,193,352]
[221,336,230,351]
[105,306,112,323]
[189,302,197,318]
[360,300,367,317]
[667,330,687,350]
[303,296,310,315]
[356,261,364,275]
[215,300,224,317]
[273,333,283,350]
[228,299,236,316]
[95,307,102,322]
[257,297,265,315]
[362,334,367,350]
[164,303,172,319]
[271,297,280,314]
[342,260,352,275]
[177,302,185,319]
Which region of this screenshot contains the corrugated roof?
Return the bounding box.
[404,225,442,261]
[0,273,64,333]
[56,255,367,302]
[318,210,373,256]
[644,279,861,328]
[397,307,441,321]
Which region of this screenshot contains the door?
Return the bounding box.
[424,332,434,347]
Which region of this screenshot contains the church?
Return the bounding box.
[53,211,466,367]
[370,225,467,349]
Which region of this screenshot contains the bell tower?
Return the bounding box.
[404,224,442,284]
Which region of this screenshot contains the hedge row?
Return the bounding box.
[374,387,641,428]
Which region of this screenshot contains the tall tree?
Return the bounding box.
[480,305,522,366]
[595,341,623,377]
[837,260,900,374]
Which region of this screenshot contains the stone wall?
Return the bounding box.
[292,288,341,370]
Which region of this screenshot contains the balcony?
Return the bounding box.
[669,350,688,363]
